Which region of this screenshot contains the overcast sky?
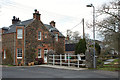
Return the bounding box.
[0,0,113,40]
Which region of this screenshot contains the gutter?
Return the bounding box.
[13,32,16,65]
[24,26,26,65]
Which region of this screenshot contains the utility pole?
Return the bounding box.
[82,18,85,39]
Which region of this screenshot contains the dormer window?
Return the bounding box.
[17,29,23,39]
[38,31,41,40]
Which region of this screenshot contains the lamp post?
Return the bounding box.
[118,1,120,58]
[86,4,96,68]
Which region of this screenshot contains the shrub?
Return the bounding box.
[34,58,43,65]
[25,48,36,63]
[75,38,87,55]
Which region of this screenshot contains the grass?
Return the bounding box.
[2,64,16,67]
[7,64,16,66]
[97,59,120,71]
[98,67,120,71]
[110,59,119,64]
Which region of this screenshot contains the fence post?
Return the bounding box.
[60,54,62,66]
[68,54,70,67]
[65,54,66,62]
[53,54,55,65]
[77,54,79,68]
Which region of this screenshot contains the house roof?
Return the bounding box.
[4,19,34,34]
[44,24,64,37]
[65,43,76,51]
[3,19,64,37]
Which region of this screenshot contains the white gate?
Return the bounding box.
[48,54,86,68]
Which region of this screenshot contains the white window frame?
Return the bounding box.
[38,49,41,58]
[17,48,22,59]
[38,31,41,40]
[4,50,6,59]
[17,29,23,39]
[55,34,58,41]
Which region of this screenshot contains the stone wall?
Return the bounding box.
[25,20,54,63]
[2,33,15,65]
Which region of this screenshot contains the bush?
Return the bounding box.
[97,59,104,68]
[34,58,43,65]
[25,48,36,63]
[75,38,87,55]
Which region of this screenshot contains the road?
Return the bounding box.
[1,66,119,78]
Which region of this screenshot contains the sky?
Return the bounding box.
[0,0,113,41]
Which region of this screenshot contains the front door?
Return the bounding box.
[44,49,48,63]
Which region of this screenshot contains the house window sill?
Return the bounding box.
[17,38,23,39]
[17,57,22,59]
[38,57,41,58]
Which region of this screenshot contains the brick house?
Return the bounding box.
[2,9,65,65]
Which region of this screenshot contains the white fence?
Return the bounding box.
[48,54,86,68]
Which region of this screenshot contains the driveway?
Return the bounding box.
[1,66,119,78]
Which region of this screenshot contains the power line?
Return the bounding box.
[70,20,82,30]
[61,20,83,33]
[0,0,82,20]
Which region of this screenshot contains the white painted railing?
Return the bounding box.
[48,54,86,68]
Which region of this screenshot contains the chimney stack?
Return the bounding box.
[66,35,70,41]
[33,9,41,20]
[50,21,55,27]
[12,16,20,24]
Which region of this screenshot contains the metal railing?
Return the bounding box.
[48,54,86,68]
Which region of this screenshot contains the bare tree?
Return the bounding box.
[67,29,72,39]
[87,0,120,51]
[72,31,80,41]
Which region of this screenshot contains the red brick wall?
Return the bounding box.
[15,26,24,65]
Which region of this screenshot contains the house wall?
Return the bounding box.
[15,26,24,65]
[57,37,65,53]
[25,20,54,63]
[2,33,15,65]
[2,20,65,65]
[65,51,75,54]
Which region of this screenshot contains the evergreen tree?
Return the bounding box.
[75,38,87,55]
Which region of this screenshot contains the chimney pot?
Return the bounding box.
[12,16,20,24]
[33,9,41,20]
[34,9,37,12]
[50,21,55,27]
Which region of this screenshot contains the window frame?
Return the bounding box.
[17,29,23,39]
[38,49,41,58]
[4,50,6,59]
[55,33,58,41]
[38,31,42,40]
[44,33,48,39]
[17,48,22,59]
[44,49,48,55]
